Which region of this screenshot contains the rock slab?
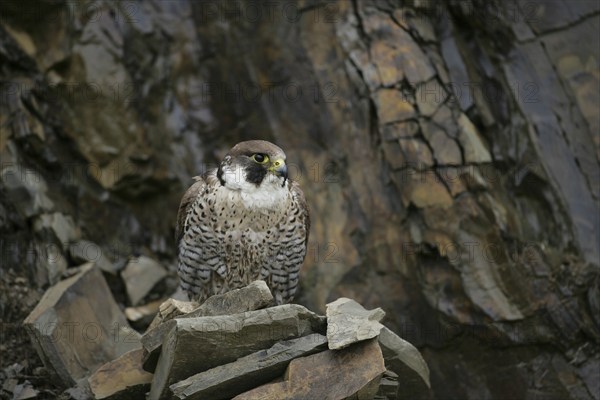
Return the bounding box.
[141,280,274,372]
[88,348,153,400]
[234,338,386,400]
[23,263,140,386]
[326,297,386,350]
[170,334,328,400]
[378,326,432,399]
[121,256,167,306]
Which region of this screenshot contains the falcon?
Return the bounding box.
[176,140,310,305]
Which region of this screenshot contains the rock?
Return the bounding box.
[88,348,153,400]
[148,304,325,399]
[399,138,434,169]
[183,280,274,318]
[121,256,167,306]
[234,338,386,400]
[375,370,400,399]
[141,280,274,371]
[378,326,431,399]
[147,298,199,331]
[33,212,80,246]
[69,240,117,274]
[23,263,140,386]
[370,40,404,87]
[400,172,454,209]
[415,80,447,117]
[420,120,462,166]
[0,165,54,218]
[125,299,164,327]
[170,334,328,400]
[327,297,386,350]
[373,89,416,124]
[11,381,39,400]
[457,113,492,163]
[381,120,420,141]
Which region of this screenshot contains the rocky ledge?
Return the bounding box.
[24,264,430,399]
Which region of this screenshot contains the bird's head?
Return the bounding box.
[217,140,288,191]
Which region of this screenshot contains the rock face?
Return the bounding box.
[23,263,140,386]
[3,1,599,398]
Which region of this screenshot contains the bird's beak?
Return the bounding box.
[269,159,288,183]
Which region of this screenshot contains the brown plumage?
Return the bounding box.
[176,140,310,304]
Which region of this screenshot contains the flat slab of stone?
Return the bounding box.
[141,280,274,372]
[326,297,386,350]
[148,304,325,399]
[121,256,167,306]
[233,338,386,400]
[23,263,140,386]
[378,326,431,399]
[88,348,153,400]
[170,333,328,400]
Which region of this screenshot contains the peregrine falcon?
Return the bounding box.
[176,140,310,305]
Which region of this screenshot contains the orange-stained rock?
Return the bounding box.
[233,339,385,400]
[88,348,153,400]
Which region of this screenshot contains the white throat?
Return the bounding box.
[220,164,288,209]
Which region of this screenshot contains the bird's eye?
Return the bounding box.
[252,154,269,164]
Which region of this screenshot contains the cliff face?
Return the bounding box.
[1,1,598,399]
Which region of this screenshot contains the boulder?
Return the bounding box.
[148,304,325,399]
[234,338,386,400]
[87,348,153,400]
[69,240,117,274]
[121,256,167,306]
[170,334,328,400]
[23,263,140,386]
[326,297,386,350]
[378,326,431,399]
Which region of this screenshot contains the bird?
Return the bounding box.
[175,140,310,305]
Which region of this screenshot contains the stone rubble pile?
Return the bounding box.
[24,263,431,399]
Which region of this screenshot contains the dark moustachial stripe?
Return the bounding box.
[244,163,268,186]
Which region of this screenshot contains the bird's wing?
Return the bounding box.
[175,175,207,245]
[290,180,310,245]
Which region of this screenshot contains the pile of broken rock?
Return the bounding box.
[24,264,431,399]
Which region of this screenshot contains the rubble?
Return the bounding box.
[24,276,429,400]
[148,304,325,399]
